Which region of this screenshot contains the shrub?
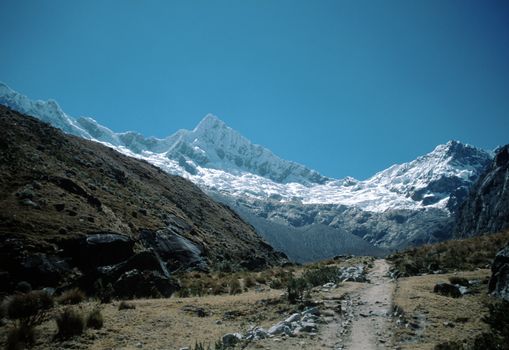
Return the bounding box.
[176,288,191,298]
[86,308,103,329]
[244,275,256,288]
[211,280,227,295]
[287,277,309,304]
[118,301,136,310]
[269,278,284,289]
[216,260,241,273]
[6,290,54,326]
[302,266,340,287]
[55,308,84,339]
[188,280,206,297]
[14,281,32,294]
[228,278,242,295]
[192,340,225,350]
[5,324,35,350]
[255,274,267,284]
[57,288,86,305]
[389,230,509,276]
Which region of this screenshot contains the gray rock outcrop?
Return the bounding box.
[489,245,509,301]
[455,145,509,237]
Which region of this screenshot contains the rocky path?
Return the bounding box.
[343,259,394,350]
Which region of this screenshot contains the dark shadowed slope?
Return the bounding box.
[455,145,509,237]
[0,105,286,291]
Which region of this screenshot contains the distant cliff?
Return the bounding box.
[455,145,509,237]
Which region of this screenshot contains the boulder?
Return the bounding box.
[284,313,301,323]
[433,283,462,298]
[97,251,170,282]
[338,265,367,282]
[63,233,135,269]
[222,333,243,347]
[302,307,320,316]
[489,245,509,301]
[113,269,179,299]
[139,227,208,272]
[268,322,292,336]
[17,253,72,288]
[300,321,318,333]
[244,326,268,341]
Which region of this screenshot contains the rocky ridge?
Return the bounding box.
[0,105,286,295]
[455,145,509,237]
[0,82,496,252]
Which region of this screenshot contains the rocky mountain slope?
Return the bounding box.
[455,145,509,237]
[214,194,388,262]
[0,105,286,294]
[0,82,495,253]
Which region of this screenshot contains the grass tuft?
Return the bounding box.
[57,288,86,305]
[55,307,84,339]
[86,308,104,329]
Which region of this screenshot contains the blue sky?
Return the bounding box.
[1,0,508,179]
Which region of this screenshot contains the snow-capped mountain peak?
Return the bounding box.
[193,113,227,133]
[166,113,330,185]
[0,82,494,213]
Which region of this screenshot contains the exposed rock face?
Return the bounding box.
[113,269,179,299]
[215,193,452,255]
[139,225,209,272]
[78,233,135,268]
[0,105,286,294]
[455,145,509,237]
[489,245,509,301]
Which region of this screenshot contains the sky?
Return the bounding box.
[1,0,508,180]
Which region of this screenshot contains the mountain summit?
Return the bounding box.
[0,83,498,251]
[0,82,493,214]
[165,114,330,185]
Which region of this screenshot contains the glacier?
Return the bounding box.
[0,82,492,214]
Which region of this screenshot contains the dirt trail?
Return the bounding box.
[343,259,394,350]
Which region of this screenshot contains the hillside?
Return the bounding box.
[0,83,494,253]
[212,193,387,262]
[455,144,509,237]
[0,105,286,293]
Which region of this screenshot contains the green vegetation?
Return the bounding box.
[228,278,242,295]
[191,340,225,350]
[302,265,340,287]
[389,231,509,276]
[286,277,309,304]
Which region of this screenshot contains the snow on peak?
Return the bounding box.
[0,82,494,213]
[166,115,330,185]
[0,82,92,138]
[194,114,227,133]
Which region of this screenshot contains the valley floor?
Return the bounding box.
[0,260,494,350]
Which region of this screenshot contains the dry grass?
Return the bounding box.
[0,290,285,349]
[0,260,368,349]
[57,288,86,305]
[393,269,492,349]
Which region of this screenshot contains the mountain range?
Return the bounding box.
[0,82,498,260]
